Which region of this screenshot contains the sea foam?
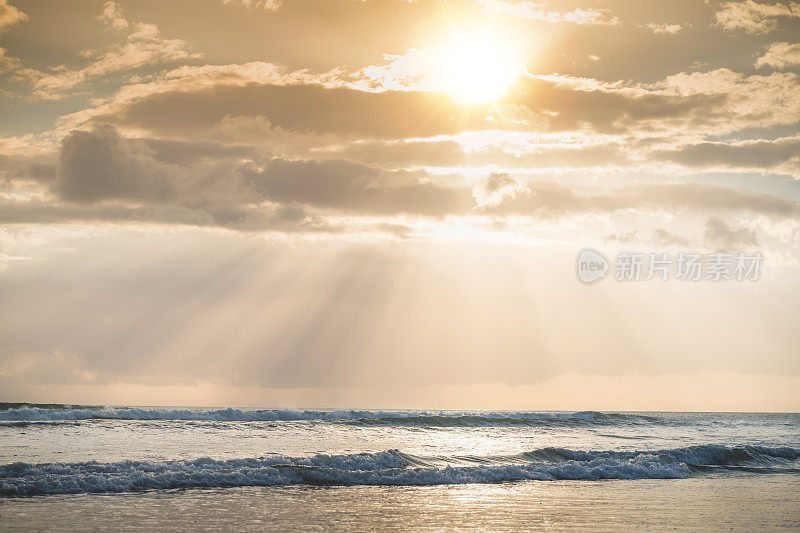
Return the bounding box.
[3,445,798,497]
[0,406,656,426]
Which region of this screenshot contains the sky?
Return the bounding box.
[1,0,799,410]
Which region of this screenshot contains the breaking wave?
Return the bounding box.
[0,405,658,427]
[3,445,798,497]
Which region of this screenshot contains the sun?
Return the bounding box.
[441,34,524,104]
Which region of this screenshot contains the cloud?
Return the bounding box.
[704,216,760,249]
[472,172,530,208]
[0,193,327,232]
[330,137,630,171]
[618,182,798,217]
[477,0,619,25]
[40,64,800,184]
[5,174,799,234]
[53,125,292,229]
[43,48,797,149]
[756,41,800,68]
[223,0,282,10]
[507,76,728,134]
[58,125,180,203]
[247,158,471,216]
[488,180,800,219]
[324,139,469,168]
[0,151,56,185]
[42,126,800,221]
[714,0,800,34]
[606,228,691,247]
[98,1,129,30]
[651,228,690,247]
[0,348,98,386]
[30,4,198,99]
[648,69,800,134]
[90,81,497,140]
[138,138,257,165]
[80,68,793,142]
[650,135,800,178]
[646,23,684,34]
[0,45,35,83]
[0,0,26,31]
[6,122,800,232]
[49,124,470,222]
[56,62,314,130]
[605,230,639,244]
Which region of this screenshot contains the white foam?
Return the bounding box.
[3,445,797,497]
[0,407,618,423]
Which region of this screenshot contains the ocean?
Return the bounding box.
[1,404,799,530]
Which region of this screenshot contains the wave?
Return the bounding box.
[0,405,657,426]
[2,445,798,497]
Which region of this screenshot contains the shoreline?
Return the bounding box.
[3,476,799,531]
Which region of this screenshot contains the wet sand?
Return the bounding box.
[2,475,799,531]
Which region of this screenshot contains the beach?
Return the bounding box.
[3,476,800,531]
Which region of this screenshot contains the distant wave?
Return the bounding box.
[0,405,657,426]
[3,445,798,496]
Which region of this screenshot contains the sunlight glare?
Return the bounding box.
[442,33,524,103]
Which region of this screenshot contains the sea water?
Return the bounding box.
[1,405,799,530]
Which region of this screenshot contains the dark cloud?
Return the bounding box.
[141,138,258,165]
[96,83,496,140]
[87,75,742,142]
[616,181,799,215]
[652,136,800,175]
[333,139,469,168]
[487,180,800,218]
[58,124,180,203]
[506,77,730,134]
[472,172,529,207]
[54,125,279,227]
[246,158,472,216]
[0,194,344,233]
[333,138,630,169]
[0,154,56,184]
[5,124,797,230]
[0,196,213,226]
[23,124,473,224]
[56,124,473,217]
